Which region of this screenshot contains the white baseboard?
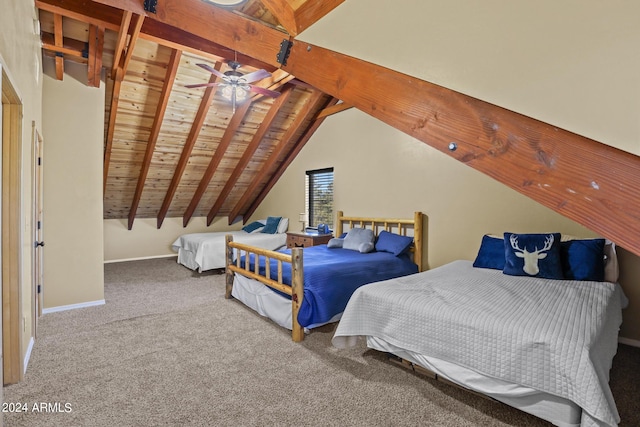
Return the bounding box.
[104,254,177,264]
[23,337,34,375]
[619,337,640,348]
[43,299,105,314]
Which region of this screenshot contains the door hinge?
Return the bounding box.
[38,157,41,166]
[37,285,41,294]
[38,220,41,230]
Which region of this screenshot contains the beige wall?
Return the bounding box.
[254,1,640,341]
[104,216,243,262]
[301,0,640,155]
[0,2,43,365]
[42,61,104,309]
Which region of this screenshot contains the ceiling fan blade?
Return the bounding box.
[241,69,271,83]
[185,82,223,89]
[196,63,226,79]
[249,85,281,98]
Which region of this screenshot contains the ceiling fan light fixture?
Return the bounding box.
[221,85,248,102]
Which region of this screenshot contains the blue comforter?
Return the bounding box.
[242,245,418,327]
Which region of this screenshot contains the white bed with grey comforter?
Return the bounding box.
[333,260,627,427]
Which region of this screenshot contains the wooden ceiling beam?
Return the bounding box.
[315,101,352,120]
[103,13,144,194]
[120,14,144,74]
[205,84,296,225]
[282,40,640,256]
[229,90,325,224]
[244,96,338,221]
[156,64,223,229]
[111,10,132,77]
[103,72,123,194]
[87,24,104,87]
[128,48,182,230]
[43,50,87,65]
[260,0,344,36]
[36,0,122,31]
[38,0,276,72]
[41,32,86,58]
[53,13,64,80]
[91,0,285,68]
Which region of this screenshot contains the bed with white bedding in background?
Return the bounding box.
[333,233,626,427]
[172,217,288,272]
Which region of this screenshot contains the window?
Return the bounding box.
[305,168,334,229]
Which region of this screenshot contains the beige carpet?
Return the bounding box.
[4,257,640,427]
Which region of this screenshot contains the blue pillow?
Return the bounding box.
[261,216,281,234]
[242,221,264,233]
[561,239,605,281]
[473,235,505,270]
[503,232,563,279]
[375,231,413,256]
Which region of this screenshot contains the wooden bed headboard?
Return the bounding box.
[335,211,424,272]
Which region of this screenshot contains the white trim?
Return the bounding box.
[43,299,105,314]
[104,254,177,264]
[618,337,640,348]
[23,337,34,375]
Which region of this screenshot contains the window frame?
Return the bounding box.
[305,167,334,230]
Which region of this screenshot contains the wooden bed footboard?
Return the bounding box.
[225,235,306,341]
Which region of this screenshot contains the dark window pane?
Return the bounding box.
[306,168,333,229]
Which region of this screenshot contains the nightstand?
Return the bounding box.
[286,231,333,248]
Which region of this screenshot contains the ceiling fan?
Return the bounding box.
[186,61,281,111]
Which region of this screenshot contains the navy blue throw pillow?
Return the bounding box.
[375,231,413,256]
[503,232,563,279]
[261,216,282,234]
[472,235,505,270]
[242,221,264,233]
[561,239,605,281]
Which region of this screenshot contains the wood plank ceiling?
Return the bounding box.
[36,0,342,229]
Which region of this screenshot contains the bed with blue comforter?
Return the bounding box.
[241,245,418,328]
[225,211,424,341]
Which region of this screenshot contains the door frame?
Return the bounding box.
[31,121,43,337]
[2,64,24,385]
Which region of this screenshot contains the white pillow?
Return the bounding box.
[277,218,289,234]
[343,228,375,252]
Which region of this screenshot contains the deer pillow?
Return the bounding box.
[503,232,564,279]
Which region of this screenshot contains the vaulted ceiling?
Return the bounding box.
[35,0,640,258]
[36,0,344,229]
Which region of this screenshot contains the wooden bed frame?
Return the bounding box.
[225,211,424,342]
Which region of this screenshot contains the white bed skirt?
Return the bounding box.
[366,336,581,427]
[231,274,342,331]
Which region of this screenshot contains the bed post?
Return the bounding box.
[291,247,304,342]
[336,210,344,237]
[225,234,234,299]
[414,212,424,272]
